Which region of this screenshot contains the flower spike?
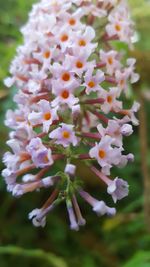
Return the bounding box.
[2,0,139,230]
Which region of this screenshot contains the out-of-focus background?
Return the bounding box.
[0,1,150,266]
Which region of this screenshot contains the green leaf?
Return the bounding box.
[123,251,150,267]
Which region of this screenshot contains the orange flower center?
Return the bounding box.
[69,18,76,26]
[98,149,106,159]
[43,51,51,59]
[115,24,121,32]
[62,72,71,82]
[108,57,113,65]
[61,34,69,42]
[120,79,125,86]
[76,61,83,69]
[61,90,69,99]
[78,39,86,47]
[62,131,70,139]
[88,80,95,88]
[44,112,51,121]
[43,155,49,163]
[107,96,113,103]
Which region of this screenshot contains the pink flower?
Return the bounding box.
[89,135,122,175]
[80,2,106,18]
[50,61,79,88]
[65,53,95,78]
[101,87,122,114]
[126,102,140,126]
[84,68,105,95]
[49,123,78,147]
[126,58,140,84]
[106,2,134,45]
[100,50,121,75]
[73,26,97,56]
[27,137,53,168]
[54,25,73,52]
[51,80,79,109]
[115,69,129,93]
[97,120,133,147]
[33,45,57,71]
[64,8,84,29]
[90,168,129,203]
[28,99,58,133]
[2,168,17,186]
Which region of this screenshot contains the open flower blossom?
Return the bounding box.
[28,99,58,133]
[89,135,125,175]
[107,177,129,203]
[84,68,105,95]
[49,123,78,147]
[2,0,140,230]
[27,137,54,168]
[106,1,134,45]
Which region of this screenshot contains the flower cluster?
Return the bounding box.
[2,0,140,230]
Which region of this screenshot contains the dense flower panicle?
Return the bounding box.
[2,0,140,230]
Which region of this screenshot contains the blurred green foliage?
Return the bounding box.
[122,251,150,267]
[0,0,150,267]
[0,246,68,267]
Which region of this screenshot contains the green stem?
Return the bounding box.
[0,246,68,267]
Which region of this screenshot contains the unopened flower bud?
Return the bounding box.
[121,124,133,136]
